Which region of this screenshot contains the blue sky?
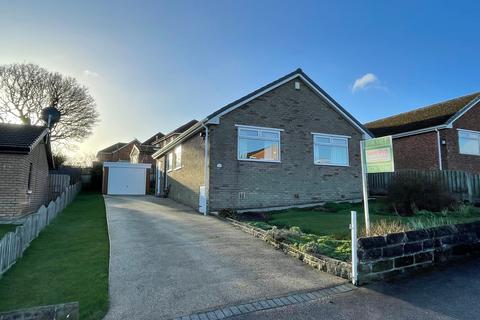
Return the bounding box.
[0,1,478,157]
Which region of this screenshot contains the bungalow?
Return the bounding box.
[0,123,54,218]
[152,69,372,213]
[365,92,480,174]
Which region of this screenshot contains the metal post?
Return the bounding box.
[360,141,370,235]
[350,210,358,285]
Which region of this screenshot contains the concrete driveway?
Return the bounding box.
[103,196,346,320]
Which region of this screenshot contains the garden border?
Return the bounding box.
[217,216,352,280]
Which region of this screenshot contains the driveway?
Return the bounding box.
[103,196,346,320]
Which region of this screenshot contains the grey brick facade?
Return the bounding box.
[208,78,363,211]
[156,73,367,212]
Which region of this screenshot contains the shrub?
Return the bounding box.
[266,226,302,242]
[218,208,238,219]
[361,219,406,237]
[387,172,454,216]
[248,221,273,230]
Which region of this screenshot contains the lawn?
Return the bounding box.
[0,192,109,320]
[0,224,16,238]
[266,200,480,240]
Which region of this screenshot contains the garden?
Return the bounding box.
[221,177,480,263]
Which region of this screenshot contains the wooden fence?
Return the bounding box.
[0,182,81,277]
[48,174,71,201]
[368,170,480,203]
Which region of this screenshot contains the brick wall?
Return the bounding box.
[442,105,480,174]
[0,142,49,218]
[391,132,440,170]
[208,78,364,211]
[357,222,480,283]
[162,134,205,209]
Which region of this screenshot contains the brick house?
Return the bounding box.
[96,139,141,162]
[152,69,372,213]
[0,123,55,218]
[365,92,480,173]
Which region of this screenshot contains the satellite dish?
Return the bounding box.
[41,106,61,128]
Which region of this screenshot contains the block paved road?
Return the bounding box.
[102,196,345,320]
[234,258,480,320]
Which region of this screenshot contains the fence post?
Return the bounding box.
[350,210,358,285]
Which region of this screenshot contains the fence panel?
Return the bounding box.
[368,170,480,202]
[48,174,71,201]
[0,182,81,277]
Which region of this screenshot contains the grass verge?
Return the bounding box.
[0,192,109,320]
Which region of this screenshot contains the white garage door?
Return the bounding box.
[104,162,151,195]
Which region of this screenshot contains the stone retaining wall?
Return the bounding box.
[224,218,352,280]
[0,302,78,320]
[358,221,480,283]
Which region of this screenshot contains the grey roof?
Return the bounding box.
[365,92,480,136]
[153,68,372,159]
[143,131,165,145]
[0,123,49,153]
[97,142,128,154]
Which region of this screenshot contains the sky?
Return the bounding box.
[0,1,479,159]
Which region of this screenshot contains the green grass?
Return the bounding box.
[0,224,16,238]
[267,200,480,239]
[0,193,109,320]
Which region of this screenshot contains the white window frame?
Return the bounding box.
[236,124,283,163]
[167,152,173,172]
[312,132,350,167]
[174,145,182,170]
[458,129,480,156]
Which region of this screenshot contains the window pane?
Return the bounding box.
[314,144,348,165]
[332,138,347,146]
[239,129,258,137]
[314,136,330,144]
[261,131,279,139]
[459,137,480,155]
[174,146,182,169]
[239,138,280,161]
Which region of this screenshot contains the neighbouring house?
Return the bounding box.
[96,139,141,162]
[365,92,480,173]
[0,123,55,218]
[152,69,372,213]
[150,120,198,148]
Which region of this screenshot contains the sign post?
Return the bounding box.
[360,136,395,235]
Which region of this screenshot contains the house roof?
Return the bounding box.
[97,142,128,154]
[365,92,480,137]
[133,144,159,155]
[143,131,165,145]
[151,120,198,146]
[0,123,49,153]
[153,69,372,159]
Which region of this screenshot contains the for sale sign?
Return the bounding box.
[363,136,394,173]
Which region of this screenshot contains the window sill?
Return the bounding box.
[314,163,350,167]
[238,158,281,164]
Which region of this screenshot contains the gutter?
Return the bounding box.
[391,124,448,139]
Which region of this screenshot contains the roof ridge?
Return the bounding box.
[366,91,480,126]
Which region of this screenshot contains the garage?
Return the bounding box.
[102,162,152,195]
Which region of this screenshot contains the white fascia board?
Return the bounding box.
[391,125,447,139]
[152,123,203,159]
[297,74,372,138]
[103,162,151,169]
[212,73,371,138]
[446,96,480,126]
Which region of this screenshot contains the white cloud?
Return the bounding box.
[83,69,100,78]
[352,73,378,93]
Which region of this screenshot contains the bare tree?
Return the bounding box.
[0,63,99,144]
